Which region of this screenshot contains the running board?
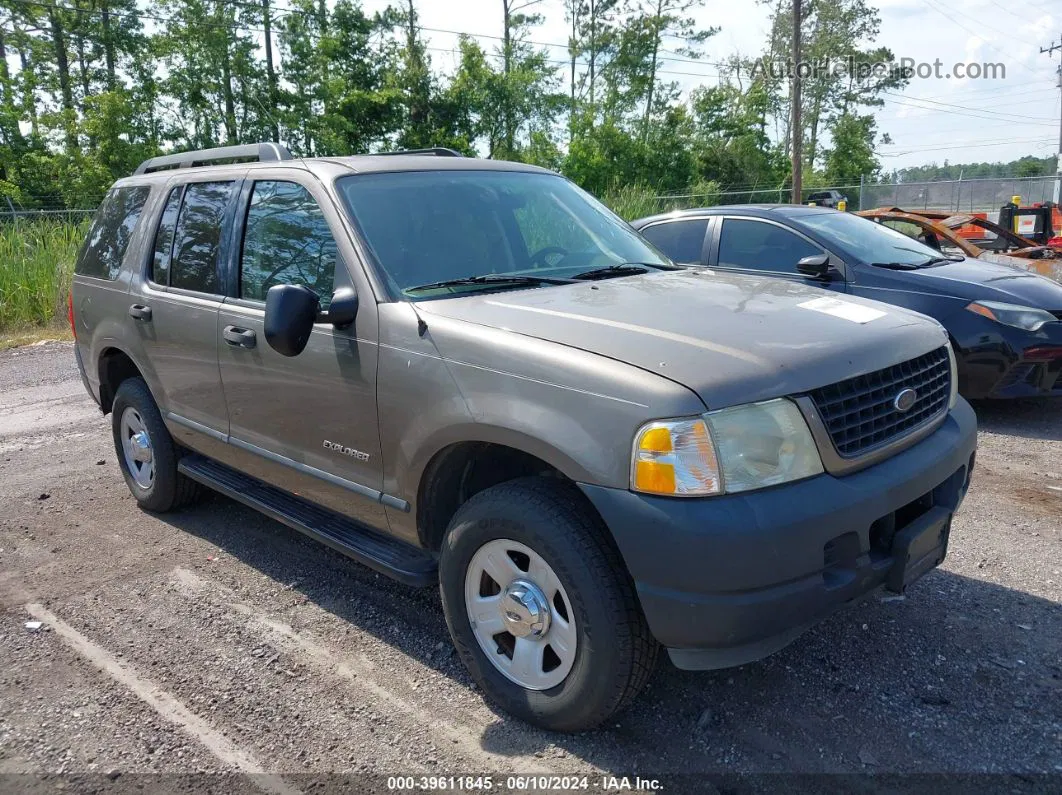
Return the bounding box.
[178,455,437,587]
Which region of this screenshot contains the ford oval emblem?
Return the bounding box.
[894,388,918,413]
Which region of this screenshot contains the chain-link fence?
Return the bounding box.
[652,175,1061,215]
[2,175,1059,222]
[860,176,1060,213]
[0,208,97,223]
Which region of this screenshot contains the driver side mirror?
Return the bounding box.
[797,254,832,280]
[265,284,360,357]
[264,284,319,357]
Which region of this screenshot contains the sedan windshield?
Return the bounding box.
[795,210,950,268]
[336,170,672,299]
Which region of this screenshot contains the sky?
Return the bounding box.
[363,0,1062,172]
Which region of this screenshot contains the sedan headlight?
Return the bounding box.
[630,399,823,497]
[966,300,1057,332]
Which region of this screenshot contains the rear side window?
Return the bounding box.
[150,187,183,286]
[639,219,709,264]
[74,186,150,279]
[240,181,338,305]
[169,181,235,293]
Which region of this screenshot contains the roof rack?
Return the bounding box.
[368,148,464,158]
[133,142,293,175]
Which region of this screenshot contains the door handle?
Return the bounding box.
[223,325,257,349]
[128,304,152,321]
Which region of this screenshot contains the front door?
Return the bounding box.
[216,176,386,528]
[710,217,847,293]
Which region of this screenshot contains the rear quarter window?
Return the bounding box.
[639,219,709,264]
[74,186,151,280]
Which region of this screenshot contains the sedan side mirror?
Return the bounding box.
[264,283,319,357]
[797,254,832,280]
[317,286,358,329]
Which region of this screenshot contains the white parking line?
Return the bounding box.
[171,567,558,775]
[23,603,302,795]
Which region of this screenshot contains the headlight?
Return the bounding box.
[706,399,824,493]
[630,399,823,497]
[631,418,722,496]
[966,300,1057,331]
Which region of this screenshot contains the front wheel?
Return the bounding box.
[439,478,657,732]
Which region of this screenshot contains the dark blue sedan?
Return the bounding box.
[632,205,1062,399]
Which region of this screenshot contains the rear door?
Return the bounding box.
[72,184,153,397]
[708,216,847,293]
[130,178,241,454]
[216,173,386,528]
[637,217,712,265]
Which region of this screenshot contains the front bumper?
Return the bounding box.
[953,315,1062,398]
[579,398,977,670]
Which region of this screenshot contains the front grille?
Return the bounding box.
[808,346,951,457]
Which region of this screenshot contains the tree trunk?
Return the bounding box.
[318,0,329,133]
[101,2,116,89]
[48,10,78,151]
[588,0,595,119]
[18,48,38,137]
[221,49,237,144]
[0,28,20,148]
[406,0,428,138]
[262,0,279,141]
[502,0,513,155]
[0,28,11,111]
[218,10,237,144]
[807,93,821,171]
[74,20,90,107]
[642,0,663,140]
[569,4,577,142]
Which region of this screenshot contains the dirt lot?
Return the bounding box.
[1,341,1060,792]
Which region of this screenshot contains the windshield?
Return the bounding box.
[795,210,949,267]
[336,170,671,299]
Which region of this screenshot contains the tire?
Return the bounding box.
[111,377,200,513]
[439,477,658,732]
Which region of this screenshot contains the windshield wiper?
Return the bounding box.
[921,255,964,266]
[571,261,682,280]
[870,254,964,271]
[404,274,575,294]
[869,261,921,270]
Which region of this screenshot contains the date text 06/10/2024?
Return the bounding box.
[385,775,665,791]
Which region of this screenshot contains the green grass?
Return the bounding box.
[600,183,663,221]
[0,219,88,333]
[0,187,671,341]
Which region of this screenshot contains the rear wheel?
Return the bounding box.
[111,378,200,512]
[439,477,657,732]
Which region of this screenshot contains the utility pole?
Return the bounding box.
[1043,35,1062,205]
[791,0,803,205]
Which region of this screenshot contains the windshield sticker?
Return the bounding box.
[798,296,887,324]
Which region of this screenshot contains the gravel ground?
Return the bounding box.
[0,341,1060,792]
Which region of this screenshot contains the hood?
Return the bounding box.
[417,270,948,409]
[879,257,1062,307]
